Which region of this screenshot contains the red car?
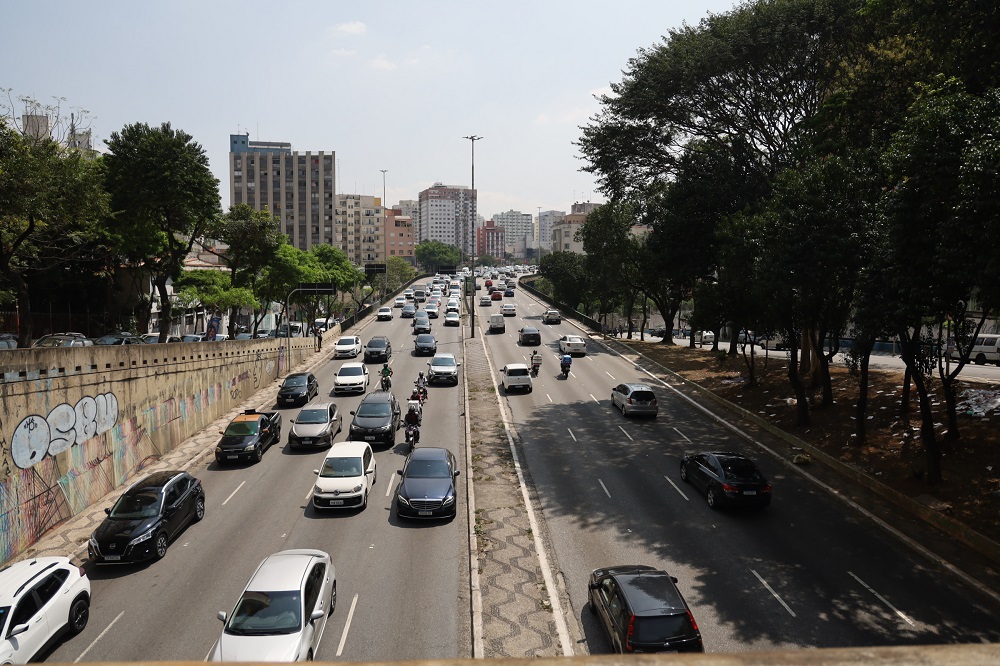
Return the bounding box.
[491,290,503,300]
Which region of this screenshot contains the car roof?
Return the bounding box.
[623,383,652,391]
[432,352,455,359]
[521,327,539,332]
[339,362,365,370]
[416,334,435,341]
[368,335,389,343]
[407,446,451,462]
[231,412,266,424]
[0,556,75,599]
[287,372,311,379]
[601,566,687,613]
[506,363,529,370]
[360,390,394,403]
[302,401,335,411]
[124,470,185,493]
[246,550,328,592]
[325,441,371,458]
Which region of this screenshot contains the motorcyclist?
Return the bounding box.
[409,386,425,405]
[415,371,428,399]
[560,353,573,376]
[404,405,421,444]
[530,350,542,375]
[380,362,393,389]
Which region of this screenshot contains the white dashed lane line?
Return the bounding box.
[848,571,914,626]
[222,481,246,506]
[674,427,691,443]
[589,394,599,403]
[751,569,796,617]
[664,475,689,501]
[76,611,125,663]
[336,593,360,656]
[598,478,612,498]
[567,428,577,442]
[618,426,633,441]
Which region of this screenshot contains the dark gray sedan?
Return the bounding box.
[414,334,438,356]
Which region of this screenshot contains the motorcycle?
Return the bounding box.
[530,359,541,377]
[560,363,571,379]
[380,375,392,391]
[404,423,420,446]
[414,381,428,401]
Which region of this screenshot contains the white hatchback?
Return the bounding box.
[558,335,587,355]
[501,363,533,393]
[313,441,377,510]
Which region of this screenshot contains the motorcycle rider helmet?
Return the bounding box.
[408,403,418,412]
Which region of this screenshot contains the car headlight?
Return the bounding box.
[244,442,256,450]
[397,495,411,507]
[313,485,323,494]
[351,484,363,493]
[215,446,222,453]
[129,527,156,546]
[379,424,392,431]
[89,535,98,549]
[442,493,456,507]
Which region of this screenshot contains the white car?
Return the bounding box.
[559,335,587,355]
[427,352,461,385]
[403,289,415,300]
[501,363,533,393]
[333,335,362,358]
[333,362,369,394]
[425,304,440,319]
[0,556,91,664]
[500,303,516,317]
[376,307,393,321]
[479,295,492,306]
[394,296,407,308]
[312,441,377,510]
[212,549,335,662]
[444,311,461,327]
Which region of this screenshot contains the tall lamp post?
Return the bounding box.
[380,169,389,296]
[463,135,482,338]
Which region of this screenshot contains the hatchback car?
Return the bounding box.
[0,556,91,664]
[394,296,407,308]
[518,327,541,346]
[211,549,335,662]
[142,333,183,344]
[427,353,461,385]
[611,383,658,417]
[542,310,561,324]
[444,312,461,327]
[412,316,432,335]
[364,336,392,362]
[504,289,515,297]
[680,451,772,509]
[333,362,369,394]
[501,364,532,393]
[332,335,362,359]
[89,470,205,563]
[588,565,703,654]
[348,391,400,447]
[394,447,460,520]
[559,335,587,355]
[376,307,393,321]
[289,402,342,450]
[414,334,438,356]
[278,373,319,406]
[94,333,146,345]
[312,441,377,510]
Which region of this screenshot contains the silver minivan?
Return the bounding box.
[949,334,1000,366]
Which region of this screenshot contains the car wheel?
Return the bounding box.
[707,486,718,510]
[256,446,264,463]
[154,532,169,559]
[679,463,689,482]
[362,489,369,510]
[975,353,987,365]
[68,595,90,634]
[329,582,338,615]
[194,496,206,522]
[621,401,627,416]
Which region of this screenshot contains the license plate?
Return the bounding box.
[104,555,121,561]
[301,439,311,445]
[743,490,757,496]
[227,455,239,459]
[418,510,433,516]
[328,499,344,506]
[364,436,376,441]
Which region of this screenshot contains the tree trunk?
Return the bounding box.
[787,334,810,426]
[154,274,172,340]
[910,368,943,484]
[941,375,961,444]
[900,365,912,415]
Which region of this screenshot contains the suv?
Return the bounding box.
[289,402,342,450]
[348,391,400,447]
[501,363,532,393]
[0,556,91,663]
[31,332,93,348]
[364,336,392,362]
[588,565,703,654]
[427,353,461,385]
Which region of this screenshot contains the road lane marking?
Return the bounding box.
[751,569,796,617]
[221,481,246,506]
[567,428,577,442]
[585,355,594,361]
[75,611,124,662]
[664,475,689,501]
[590,394,599,403]
[847,571,914,626]
[598,478,611,498]
[546,394,553,403]
[336,593,360,656]
[673,427,691,443]
[385,479,393,497]
[618,426,633,441]
[605,371,616,379]
[305,484,313,501]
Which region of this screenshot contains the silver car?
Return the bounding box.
[212,549,336,662]
[611,383,659,417]
[288,402,342,450]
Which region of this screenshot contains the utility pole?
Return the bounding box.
[463,135,482,338]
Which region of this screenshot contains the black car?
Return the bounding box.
[348,391,400,447]
[518,327,541,346]
[88,470,205,563]
[394,447,460,519]
[401,304,417,318]
[679,451,772,509]
[277,372,319,406]
[414,334,438,356]
[412,316,432,335]
[94,333,146,345]
[364,336,392,362]
[588,565,703,654]
[216,410,282,463]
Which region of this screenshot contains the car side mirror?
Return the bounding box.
[310,609,325,623]
[8,623,29,638]
[397,470,403,475]
[313,469,320,475]
[671,576,679,583]
[219,430,224,435]
[105,507,111,515]
[350,411,356,416]
[289,419,295,423]
[454,470,461,477]
[217,611,227,622]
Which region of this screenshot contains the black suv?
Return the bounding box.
[348,391,400,447]
[588,565,703,654]
[364,336,392,362]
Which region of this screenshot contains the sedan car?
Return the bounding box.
[312,441,376,510]
[211,549,335,662]
[412,316,432,335]
[333,362,369,394]
[31,332,93,347]
[89,470,205,563]
[518,327,541,346]
[94,333,147,345]
[348,391,400,447]
[332,335,362,359]
[479,295,492,306]
[277,373,319,406]
[0,556,91,664]
[491,290,503,301]
[611,383,658,417]
[289,402,342,450]
[142,333,183,344]
[425,303,440,318]
[427,352,461,385]
[376,306,393,321]
[401,304,416,318]
[363,336,392,362]
[541,309,561,324]
[680,451,772,509]
[444,311,461,327]
[500,303,516,317]
[394,447,460,519]
[504,289,515,297]
[558,335,587,355]
[394,296,407,308]
[414,334,438,356]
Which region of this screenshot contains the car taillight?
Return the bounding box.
[722,483,738,493]
[627,397,633,404]
[625,614,635,652]
[651,398,657,405]
[762,483,773,493]
[686,609,699,632]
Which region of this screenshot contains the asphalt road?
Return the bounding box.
[46,305,471,663]
[479,287,1000,655]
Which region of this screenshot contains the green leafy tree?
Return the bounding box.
[539,251,590,310]
[104,122,220,340]
[415,240,461,273]
[172,269,256,326]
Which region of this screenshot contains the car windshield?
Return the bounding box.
[339,367,364,377]
[110,489,162,519]
[367,339,386,348]
[337,337,355,346]
[225,590,301,635]
[283,377,307,387]
[432,357,456,367]
[296,409,329,425]
[35,336,75,347]
[225,421,260,436]
[417,335,434,344]
[320,456,363,478]
[357,402,391,418]
[405,459,453,478]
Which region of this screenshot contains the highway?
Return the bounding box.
[47,302,471,663]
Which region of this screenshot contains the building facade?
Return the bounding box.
[491,209,533,258]
[335,194,385,265]
[418,183,476,258]
[476,219,505,260]
[384,207,416,264]
[229,134,336,251]
[538,210,565,254]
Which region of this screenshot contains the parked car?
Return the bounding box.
[394,447,460,520]
[444,312,461,327]
[332,335,362,359]
[679,451,772,509]
[364,336,392,362]
[211,549,335,662]
[182,333,205,343]
[348,391,400,447]
[31,332,93,348]
[289,402,342,450]
[558,335,587,355]
[611,383,658,418]
[412,316,432,335]
[518,327,541,346]
[427,352,461,385]
[0,556,91,663]
[278,373,319,407]
[588,565,703,654]
[501,364,532,393]
[312,441,377,510]
[376,307,394,321]
[93,332,147,345]
[333,362,369,395]
[541,310,562,324]
[414,334,438,356]
[142,333,183,344]
[89,470,205,563]
[216,409,282,464]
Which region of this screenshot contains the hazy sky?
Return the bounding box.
[3,0,738,219]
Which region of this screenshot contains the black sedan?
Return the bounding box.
[679,452,772,509]
[277,372,319,406]
[88,470,205,563]
[414,334,438,356]
[394,447,460,519]
[518,327,541,346]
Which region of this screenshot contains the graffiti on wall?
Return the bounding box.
[9,393,119,470]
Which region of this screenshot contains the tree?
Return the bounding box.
[172,269,256,328]
[415,240,461,273]
[538,251,590,310]
[576,202,641,334]
[104,122,220,341]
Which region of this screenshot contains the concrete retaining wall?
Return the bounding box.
[0,335,321,564]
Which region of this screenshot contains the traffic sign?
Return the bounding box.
[298,282,337,295]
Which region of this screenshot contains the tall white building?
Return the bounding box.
[491,210,534,257]
[418,183,477,258]
[538,210,565,253]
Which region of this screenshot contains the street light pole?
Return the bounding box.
[463,135,482,338]
[380,169,389,297]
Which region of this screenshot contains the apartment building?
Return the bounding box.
[476,219,505,260]
[418,183,477,257]
[228,134,336,251]
[335,194,385,264]
[385,206,416,264]
[538,210,565,254]
[491,209,533,257]
[551,202,599,255]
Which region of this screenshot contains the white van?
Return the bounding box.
[949,334,1000,366]
[413,289,427,303]
[489,313,505,333]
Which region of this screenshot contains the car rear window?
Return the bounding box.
[631,391,655,402]
[632,614,695,643]
[508,368,529,376]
